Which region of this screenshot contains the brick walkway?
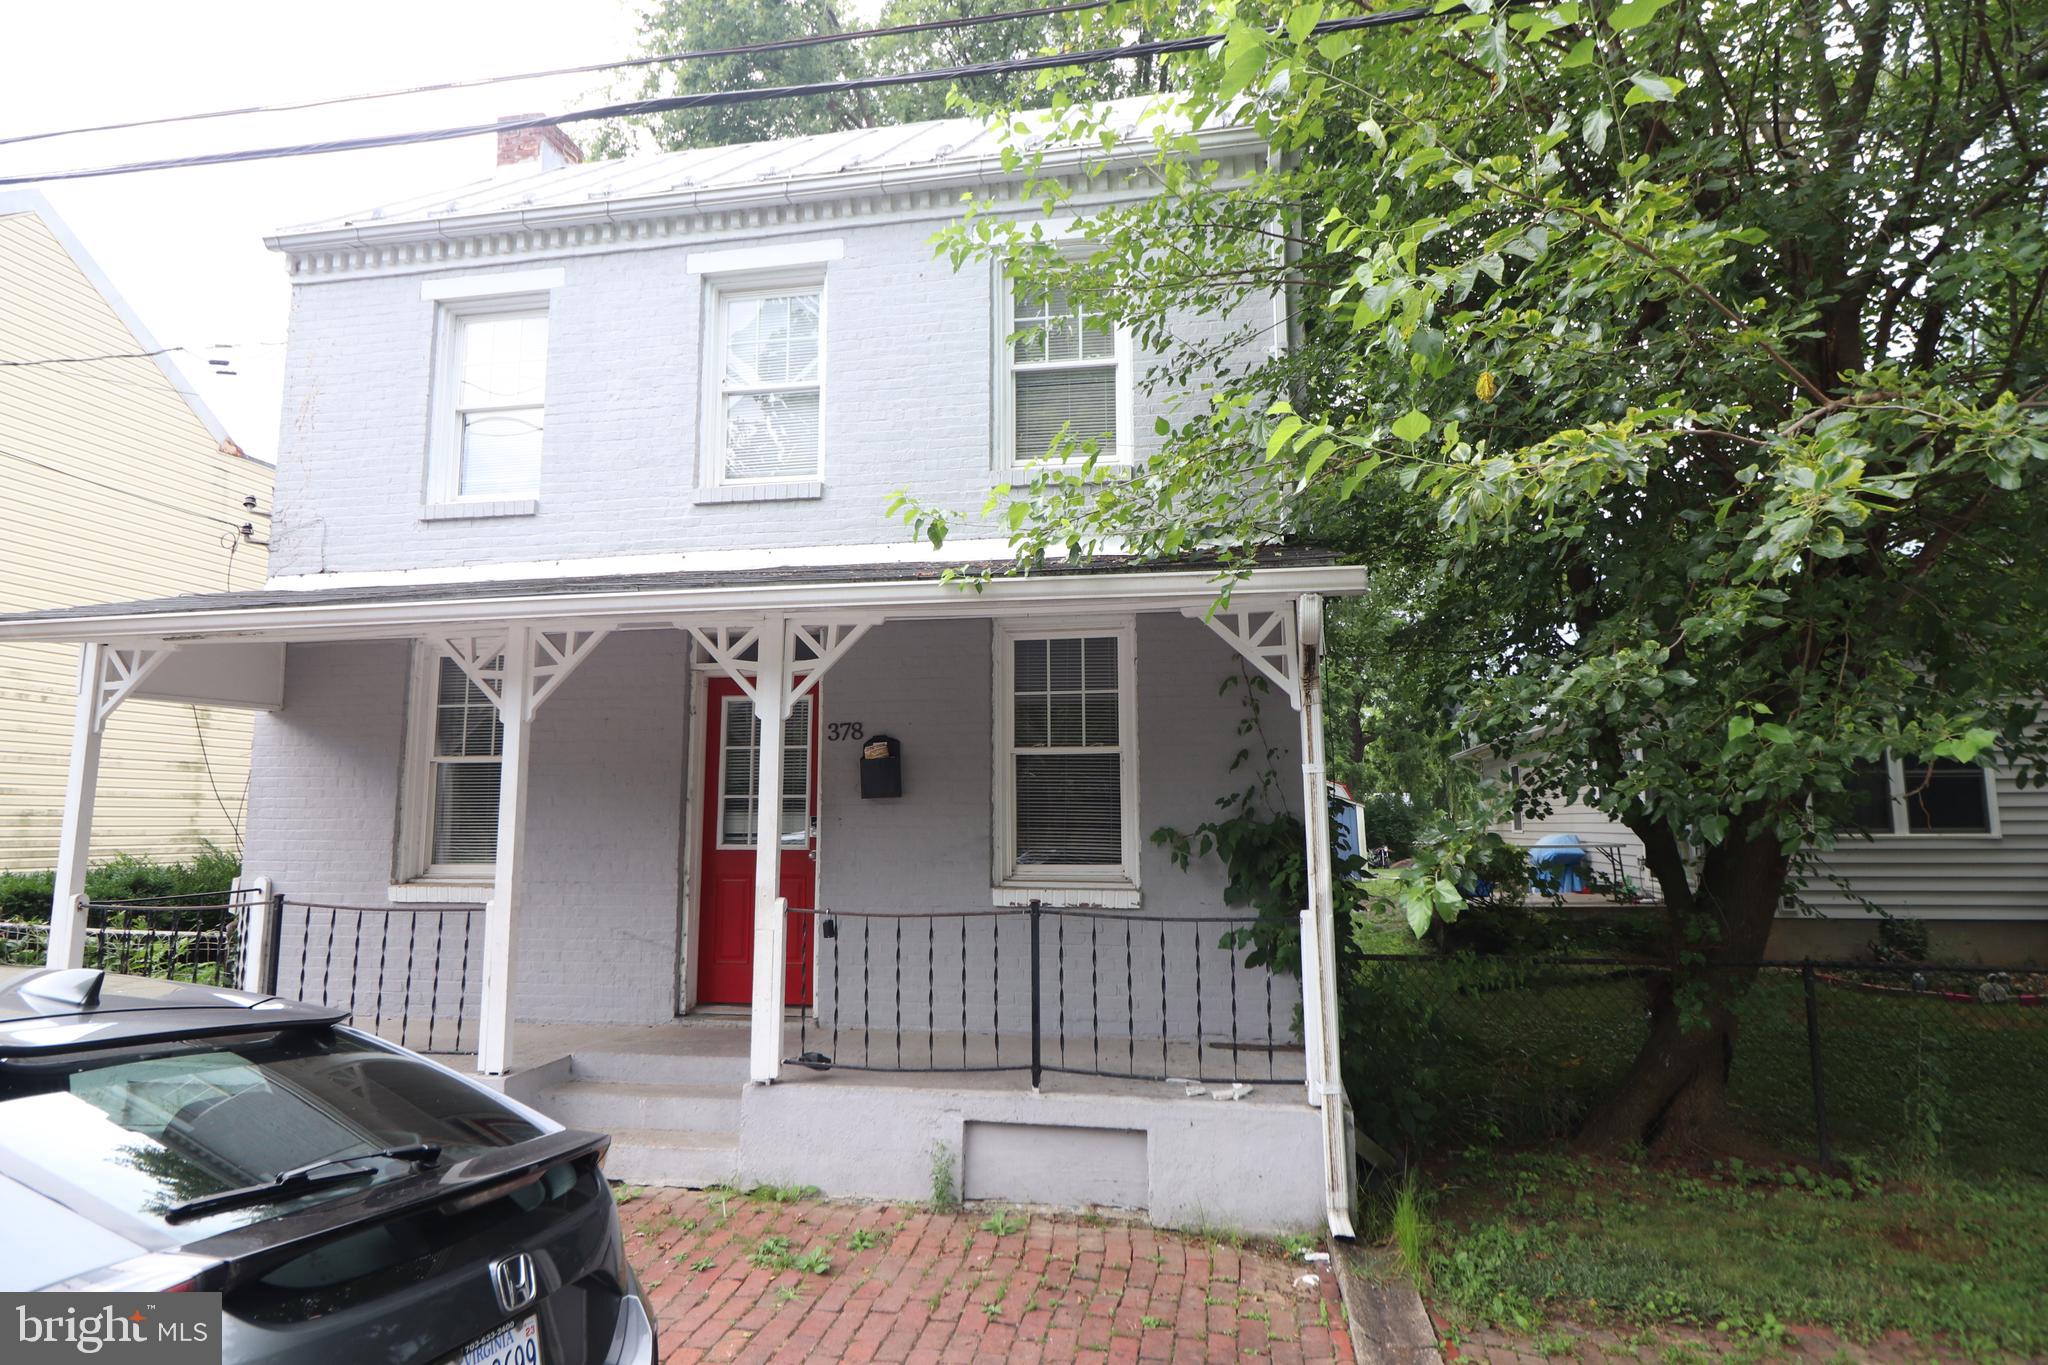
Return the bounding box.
[618,1187,1353,1363]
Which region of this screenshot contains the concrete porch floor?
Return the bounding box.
[447,1013,1308,1098]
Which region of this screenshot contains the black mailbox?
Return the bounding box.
[859,734,902,798]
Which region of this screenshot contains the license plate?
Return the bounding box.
[456,1315,541,1365]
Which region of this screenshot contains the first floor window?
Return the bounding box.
[433,303,549,501]
[998,624,1136,887]
[1844,756,1994,835]
[418,654,503,872]
[715,285,822,482]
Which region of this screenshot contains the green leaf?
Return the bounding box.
[1391,409,1432,442]
[1560,35,1596,68]
[1727,715,1754,742]
[1607,0,1673,28]
[1266,415,1305,460]
[1581,107,1613,155]
[1286,2,1324,46]
[1623,72,1683,105]
[1758,723,1795,745]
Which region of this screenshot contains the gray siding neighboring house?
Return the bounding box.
[1471,752,2048,961]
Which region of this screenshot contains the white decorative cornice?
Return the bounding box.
[267,135,1269,284]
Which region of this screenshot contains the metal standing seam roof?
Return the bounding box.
[271,95,1208,239]
[0,548,1355,632]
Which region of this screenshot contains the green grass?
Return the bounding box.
[1418,1152,2048,1359]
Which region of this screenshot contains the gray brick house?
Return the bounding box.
[0,102,1362,1235]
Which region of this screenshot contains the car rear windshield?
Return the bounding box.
[0,1029,544,1241]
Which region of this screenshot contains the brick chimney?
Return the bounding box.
[496,114,583,173]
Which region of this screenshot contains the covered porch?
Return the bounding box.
[0,552,1362,1235]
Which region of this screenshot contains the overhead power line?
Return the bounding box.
[0,5,1439,189]
[0,0,1116,151]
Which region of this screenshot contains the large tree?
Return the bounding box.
[911,0,2048,1151]
[596,0,1170,152]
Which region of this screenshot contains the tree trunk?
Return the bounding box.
[1576,818,1791,1155]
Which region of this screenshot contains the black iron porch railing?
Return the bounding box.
[275,900,484,1055]
[787,904,1300,1087]
[71,889,270,986]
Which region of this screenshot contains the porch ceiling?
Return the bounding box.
[0,548,1364,646]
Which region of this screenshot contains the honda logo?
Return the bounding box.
[490,1252,539,1314]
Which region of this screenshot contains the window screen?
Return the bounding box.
[1900,759,1991,833]
[430,656,502,866]
[718,695,812,848]
[450,310,547,499]
[720,290,822,481]
[1011,280,1117,464]
[1009,635,1124,868]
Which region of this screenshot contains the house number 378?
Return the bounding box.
[827,722,865,741]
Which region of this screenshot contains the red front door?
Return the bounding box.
[695,677,817,1007]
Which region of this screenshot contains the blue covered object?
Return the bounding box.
[1529,832,1591,893]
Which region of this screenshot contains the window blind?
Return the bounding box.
[721,291,822,481]
[1009,635,1124,867]
[718,696,813,847]
[1011,281,1117,464]
[429,656,503,865]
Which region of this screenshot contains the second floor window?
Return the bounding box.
[433,304,549,502]
[1004,276,1128,467]
[716,286,823,482]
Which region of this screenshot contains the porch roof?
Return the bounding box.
[0,547,1363,645]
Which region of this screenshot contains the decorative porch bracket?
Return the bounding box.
[1183,600,1301,710]
[525,626,614,720]
[48,642,176,968]
[685,617,875,719]
[92,644,176,732]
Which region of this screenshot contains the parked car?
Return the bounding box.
[0,964,654,1365]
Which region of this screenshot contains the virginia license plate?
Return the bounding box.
[457,1315,541,1365]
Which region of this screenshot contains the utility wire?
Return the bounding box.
[0,6,1438,188]
[0,0,1116,150]
[0,445,250,531]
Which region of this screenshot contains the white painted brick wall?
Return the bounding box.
[247,632,690,1028]
[268,218,1273,577]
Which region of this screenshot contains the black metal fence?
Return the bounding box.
[275,900,484,1055]
[0,889,271,987]
[1347,954,2048,1176]
[788,904,1302,1086]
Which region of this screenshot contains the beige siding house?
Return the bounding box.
[0,191,272,870]
[1468,751,2048,960]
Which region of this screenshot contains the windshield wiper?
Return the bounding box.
[165,1143,442,1223]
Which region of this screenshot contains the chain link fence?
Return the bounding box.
[1344,955,2048,1177]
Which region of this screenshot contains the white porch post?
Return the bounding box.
[48,643,108,969]
[1294,594,1356,1237]
[478,624,536,1077]
[748,615,790,1083]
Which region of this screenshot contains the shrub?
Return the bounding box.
[0,844,240,922]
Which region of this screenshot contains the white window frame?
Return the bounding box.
[426,292,554,508]
[698,271,828,488]
[993,244,1136,474]
[1848,754,2001,840]
[395,642,501,886]
[991,617,1141,907]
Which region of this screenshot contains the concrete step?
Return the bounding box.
[569,1046,750,1088]
[602,1128,739,1189]
[533,1079,740,1133]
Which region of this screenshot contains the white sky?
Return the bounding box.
[1,1,656,461]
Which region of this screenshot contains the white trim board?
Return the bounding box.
[687,240,843,274]
[420,268,566,300]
